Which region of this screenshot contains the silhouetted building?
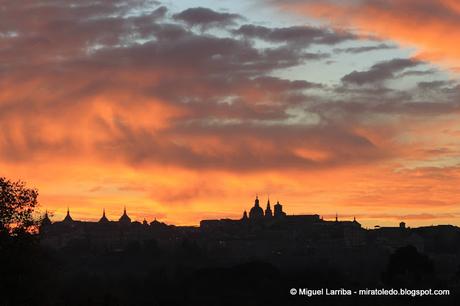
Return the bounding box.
[41,197,430,258]
[273,200,286,218]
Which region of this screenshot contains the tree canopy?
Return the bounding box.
[0,177,39,235]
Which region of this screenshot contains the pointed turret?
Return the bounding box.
[63,207,73,223]
[41,210,52,226]
[99,208,109,223]
[118,206,131,225]
[242,210,248,220]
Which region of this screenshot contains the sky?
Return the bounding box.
[1,0,460,227]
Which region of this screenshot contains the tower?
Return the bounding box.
[273,201,286,218]
[265,198,273,217]
[242,210,248,220]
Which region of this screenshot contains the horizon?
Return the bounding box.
[2,1,460,229]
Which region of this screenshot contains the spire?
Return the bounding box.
[335,213,338,222]
[265,197,273,218]
[254,195,260,207]
[119,206,131,224]
[63,207,73,223]
[99,208,109,223]
[41,210,52,226]
[242,210,248,220]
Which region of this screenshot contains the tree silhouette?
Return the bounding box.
[383,245,434,287]
[0,177,39,235]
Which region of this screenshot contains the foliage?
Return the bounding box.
[0,177,39,235]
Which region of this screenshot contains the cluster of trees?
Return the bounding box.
[0,177,39,235]
[0,177,51,305]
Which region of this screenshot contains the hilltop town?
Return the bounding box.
[40,196,456,265]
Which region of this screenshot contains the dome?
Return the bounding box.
[249,205,264,219]
[249,196,264,219]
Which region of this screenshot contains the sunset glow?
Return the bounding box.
[1,0,460,227]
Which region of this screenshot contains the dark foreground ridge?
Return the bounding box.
[28,196,460,305]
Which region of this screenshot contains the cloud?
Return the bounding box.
[173,7,242,28]
[233,24,354,47]
[271,0,460,70]
[334,43,395,54]
[341,58,421,85]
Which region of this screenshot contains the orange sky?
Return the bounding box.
[1,1,460,228]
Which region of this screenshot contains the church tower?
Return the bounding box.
[265,198,273,217]
[273,201,286,218]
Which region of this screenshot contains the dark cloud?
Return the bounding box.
[398,69,436,77]
[417,80,450,90]
[233,24,354,47]
[334,43,395,54]
[95,119,384,171]
[341,58,421,85]
[173,7,242,28]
